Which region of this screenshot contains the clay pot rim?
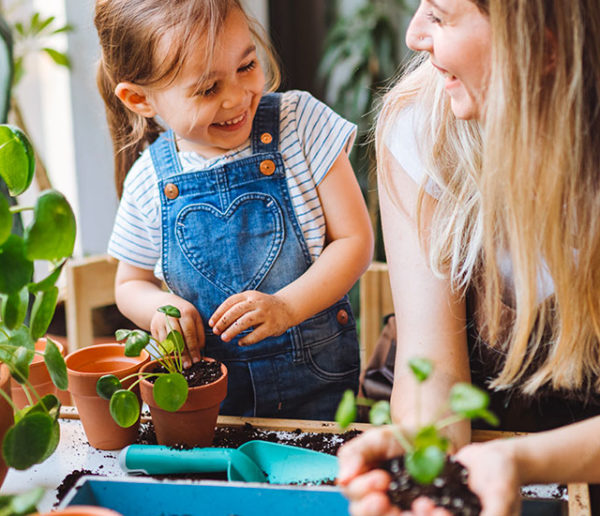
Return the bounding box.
[139,357,227,392]
[65,344,150,377]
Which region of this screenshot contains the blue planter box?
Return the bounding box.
[61,477,350,516]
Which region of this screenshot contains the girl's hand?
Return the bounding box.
[209,290,294,345]
[150,297,205,367]
[453,441,522,516]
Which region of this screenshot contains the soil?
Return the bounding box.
[382,455,482,515]
[146,359,224,388]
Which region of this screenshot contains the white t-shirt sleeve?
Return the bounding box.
[107,152,162,271]
[291,90,357,185]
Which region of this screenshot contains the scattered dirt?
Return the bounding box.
[55,469,98,505]
[146,359,224,388]
[383,455,481,515]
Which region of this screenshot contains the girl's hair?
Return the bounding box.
[377,0,600,395]
[94,0,280,198]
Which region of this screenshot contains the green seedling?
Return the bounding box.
[336,357,498,484]
[96,305,199,428]
[0,124,75,472]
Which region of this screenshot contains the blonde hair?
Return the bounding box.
[378,0,600,395]
[94,0,280,198]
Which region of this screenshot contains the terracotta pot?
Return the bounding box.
[36,505,123,515]
[0,365,14,488]
[140,358,228,447]
[66,344,149,450]
[10,338,66,410]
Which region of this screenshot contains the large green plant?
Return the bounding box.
[0,123,75,473]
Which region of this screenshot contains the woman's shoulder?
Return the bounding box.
[122,147,157,196]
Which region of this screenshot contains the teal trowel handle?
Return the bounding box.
[119,444,236,475]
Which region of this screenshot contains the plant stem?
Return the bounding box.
[9,205,32,214]
[391,425,414,453]
[435,414,465,432]
[0,386,16,413]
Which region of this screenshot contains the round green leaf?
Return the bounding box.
[2,412,55,470]
[405,445,446,485]
[0,194,11,246]
[0,285,29,330]
[29,286,59,340]
[158,305,181,318]
[5,487,45,515]
[109,389,140,428]
[23,394,61,421]
[28,260,65,292]
[153,373,188,412]
[166,330,185,353]
[10,346,34,385]
[408,357,434,383]
[414,425,449,453]
[0,235,34,294]
[115,328,132,342]
[449,383,491,417]
[96,374,122,400]
[369,400,392,426]
[335,389,357,429]
[124,329,150,357]
[24,189,76,261]
[44,337,68,390]
[0,124,35,196]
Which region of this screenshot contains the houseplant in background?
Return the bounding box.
[0,122,75,511]
[97,305,227,447]
[336,357,498,515]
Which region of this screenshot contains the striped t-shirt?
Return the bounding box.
[108,90,357,280]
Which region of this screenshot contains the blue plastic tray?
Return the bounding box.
[61,477,350,516]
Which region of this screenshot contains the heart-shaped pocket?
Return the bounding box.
[176,193,284,295]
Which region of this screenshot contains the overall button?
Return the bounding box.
[337,309,349,325]
[259,159,276,176]
[164,183,179,199]
[260,132,273,144]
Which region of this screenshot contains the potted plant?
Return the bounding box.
[336,357,498,515]
[0,123,75,489]
[97,305,227,447]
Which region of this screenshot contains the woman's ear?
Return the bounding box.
[115,82,156,118]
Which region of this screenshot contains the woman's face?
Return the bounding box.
[406,0,491,120]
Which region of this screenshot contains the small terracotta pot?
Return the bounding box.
[0,365,14,488]
[36,505,123,515]
[66,344,149,450]
[140,358,227,447]
[10,338,66,410]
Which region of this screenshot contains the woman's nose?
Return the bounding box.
[405,12,432,52]
[221,84,244,110]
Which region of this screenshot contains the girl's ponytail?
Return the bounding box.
[96,62,161,198]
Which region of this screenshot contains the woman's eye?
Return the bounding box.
[198,83,217,96]
[239,60,257,73]
[426,11,442,24]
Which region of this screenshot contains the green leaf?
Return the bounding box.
[0,194,10,246]
[42,48,70,68]
[124,329,150,356]
[109,389,140,428]
[414,425,449,453]
[449,383,491,418]
[10,346,34,385]
[405,445,446,485]
[408,357,434,383]
[158,305,181,318]
[335,389,357,429]
[44,337,68,390]
[0,286,29,330]
[0,124,35,196]
[0,235,34,294]
[153,373,188,412]
[28,259,65,292]
[166,330,185,353]
[2,487,45,515]
[22,394,61,421]
[24,189,76,261]
[2,412,56,470]
[96,374,122,400]
[115,328,132,341]
[29,286,59,340]
[369,400,392,426]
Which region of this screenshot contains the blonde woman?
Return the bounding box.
[337,0,600,515]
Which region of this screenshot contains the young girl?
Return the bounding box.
[95,0,373,420]
[338,0,600,514]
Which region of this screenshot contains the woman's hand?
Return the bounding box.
[149,296,205,367]
[209,290,294,345]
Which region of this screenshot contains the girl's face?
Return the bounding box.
[406,0,491,120]
[145,8,266,156]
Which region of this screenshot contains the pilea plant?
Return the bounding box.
[0,123,75,471]
[96,305,193,428]
[336,357,498,484]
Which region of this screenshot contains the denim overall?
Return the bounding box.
[149,93,360,420]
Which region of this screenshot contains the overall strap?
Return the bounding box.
[149,129,183,180]
[251,92,281,154]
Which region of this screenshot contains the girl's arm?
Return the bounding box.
[115,261,204,365]
[209,150,373,344]
[379,145,471,448]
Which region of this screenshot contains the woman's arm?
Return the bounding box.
[115,261,204,365]
[209,150,374,345]
[379,145,471,447]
